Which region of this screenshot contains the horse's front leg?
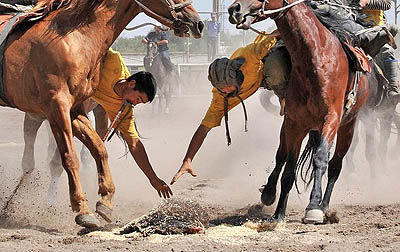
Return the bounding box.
[46,99,100,228]
[269,118,307,221]
[72,112,115,223]
[261,119,288,206]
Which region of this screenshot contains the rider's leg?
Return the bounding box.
[380,45,400,102]
[358,24,398,57]
[159,50,174,73]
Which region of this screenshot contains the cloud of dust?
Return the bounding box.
[0,54,399,228]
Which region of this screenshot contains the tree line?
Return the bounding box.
[113,20,273,55]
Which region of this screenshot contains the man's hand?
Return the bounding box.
[170,160,198,185]
[150,177,173,199]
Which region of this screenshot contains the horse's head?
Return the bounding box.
[135,0,204,38]
[147,41,159,62]
[228,0,282,30]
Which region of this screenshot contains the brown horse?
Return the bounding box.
[1,0,203,228]
[228,0,370,223]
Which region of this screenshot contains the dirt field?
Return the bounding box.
[0,90,399,251]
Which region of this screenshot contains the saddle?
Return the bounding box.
[342,42,371,73]
[0,4,43,107]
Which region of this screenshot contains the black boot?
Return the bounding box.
[384,58,400,104]
[360,26,397,57]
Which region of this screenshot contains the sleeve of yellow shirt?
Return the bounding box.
[201,34,277,129]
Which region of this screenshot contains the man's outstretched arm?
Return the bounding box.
[170,124,211,185]
[126,136,173,198]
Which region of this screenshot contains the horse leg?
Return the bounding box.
[22,113,44,175]
[46,100,99,228]
[45,120,57,162]
[304,115,340,224]
[320,118,357,213]
[2,114,45,215]
[345,119,359,173]
[47,148,63,206]
[269,119,307,221]
[71,113,115,223]
[93,104,108,139]
[261,119,288,206]
[378,113,391,170]
[79,110,95,169]
[364,114,377,178]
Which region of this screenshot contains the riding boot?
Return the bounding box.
[384,58,400,104]
[360,25,398,57]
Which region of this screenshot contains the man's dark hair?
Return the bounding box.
[127,71,157,102]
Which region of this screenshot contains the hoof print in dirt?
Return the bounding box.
[117,198,209,237]
[324,210,340,224]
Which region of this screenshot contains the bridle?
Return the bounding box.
[133,0,193,33]
[241,0,307,22]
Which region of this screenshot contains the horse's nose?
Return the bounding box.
[228,3,242,24]
[197,21,204,33]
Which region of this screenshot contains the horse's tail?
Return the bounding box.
[295,130,321,193]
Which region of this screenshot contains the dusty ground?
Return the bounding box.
[0,88,399,251]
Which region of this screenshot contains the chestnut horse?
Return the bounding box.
[228,0,370,223]
[1,0,203,228]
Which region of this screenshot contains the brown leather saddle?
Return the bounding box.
[343,42,372,73]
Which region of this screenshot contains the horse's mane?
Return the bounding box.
[29,0,105,29]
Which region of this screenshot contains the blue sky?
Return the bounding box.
[121,0,399,37]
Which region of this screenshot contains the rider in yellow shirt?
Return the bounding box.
[359,0,400,102]
[92,48,172,199]
[170,33,278,184]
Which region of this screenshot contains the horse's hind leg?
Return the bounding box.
[46,100,99,228]
[22,113,45,175]
[71,113,115,223]
[47,148,63,206]
[364,114,377,177]
[261,119,288,206]
[3,114,45,213]
[378,113,392,169]
[79,110,95,169]
[305,114,340,224]
[345,119,359,173]
[320,118,357,212]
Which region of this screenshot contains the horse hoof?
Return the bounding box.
[96,201,113,223]
[75,214,101,228]
[303,209,324,224]
[261,190,276,206]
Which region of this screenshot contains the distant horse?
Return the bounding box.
[229,0,371,224]
[0,0,203,228]
[346,62,400,177]
[144,41,173,113]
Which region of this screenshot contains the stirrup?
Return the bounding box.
[383,27,397,50]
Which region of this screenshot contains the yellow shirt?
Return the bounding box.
[362,9,384,26]
[201,34,277,128]
[92,48,138,139]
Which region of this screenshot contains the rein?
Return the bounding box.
[256,0,307,20]
[133,0,193,30]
